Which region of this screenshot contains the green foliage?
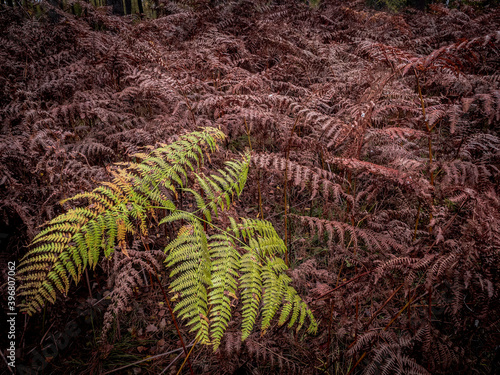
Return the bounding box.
[308,0,321,9]
[17,127,317,349]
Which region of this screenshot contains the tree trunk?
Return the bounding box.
[124,0,131,14]
[415,0,426,10]
[106,0,123,15]
[137,0,143,16]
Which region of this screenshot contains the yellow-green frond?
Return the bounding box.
[165,221,212,345]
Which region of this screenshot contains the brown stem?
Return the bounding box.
[85,269,93,300]
[347,272,432,375]
[347,352,367,375]
[154,272,194,375]
[428,137,434,187]
[346,171,352,216]
[102,343,195,375]
[0,351,14,375]
[244,118,252,150]
[326,261,346,369]
[181,91,198,129]
[347,291,420,375]
[140,239,193,375]
[416,196,470,254]
[355,297,359,341]
[414,68,435,235]
[383,294,417,332]
[244,118,264,219]
[414,69,430,133]
[314,270,372,303]
[176,338,198,375]
[325,301,335,370]
[428,286,433,324]
[413,201,421,241]
[363,284,403,330]
[283,115,301,266]
[258,170,264,219]
[320,148,326,171]
[407,289,412,332]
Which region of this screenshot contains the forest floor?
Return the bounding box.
[1,0,499,374]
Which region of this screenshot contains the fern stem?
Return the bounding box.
[85,268,93,300]
[284,115,301,266]
[176,338,198,375]
[103,343,195,374]
[325,261,349,370]
[363,284,403,329]
[244,118,252,151]
[413,201,422,241]
[319,148,325,171]
[258,170,264,219]
[420,196,470,254]
[251,339,309,367]
[314,270,372,302]
[0,351,14,375]
[153,272,194,375]
[200,187,208,232]
[325,261,344,369]
[348,291,419,375]
[428,286,432,325]
[325,301,335,370]
[91,309,98,343]
[384,294,417,331]
[346,352,367,375]
[244,118,264,219]
[159,351,183,375]
[414,68,435,236]
[141,238,195,372]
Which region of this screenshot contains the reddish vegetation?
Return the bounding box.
[1,1,499,374]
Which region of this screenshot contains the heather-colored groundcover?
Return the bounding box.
[0,0,499,374]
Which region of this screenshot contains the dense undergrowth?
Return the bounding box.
[0,0,499,374]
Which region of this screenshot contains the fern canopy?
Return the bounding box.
[17,127,317,349]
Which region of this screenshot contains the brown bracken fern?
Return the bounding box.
[2,1,499,373]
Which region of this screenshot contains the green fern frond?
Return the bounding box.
[207,233,240,350]
[231,218,318,336]
[159,210,195,225]
[261,257,289,333]
[165,220,212,345]
[235,218,287,257]
[190,152,251,220]
[165,214,318,347]
[17,127,317,350]
[18,128,224,315]
[240,249,263,341]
